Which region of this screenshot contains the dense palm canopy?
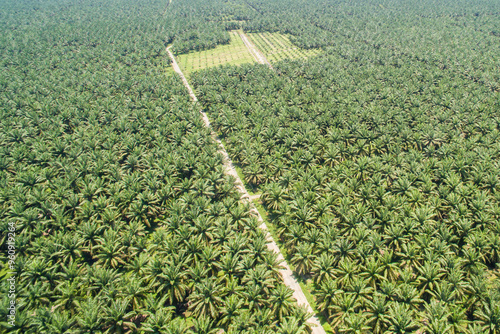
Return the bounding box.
[190,1,500,332]
[0,0,307,332]
[1,0,500,332]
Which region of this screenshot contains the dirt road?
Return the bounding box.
[238,31,273,69]
[166,46,326,334]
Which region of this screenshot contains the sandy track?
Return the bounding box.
[238,31,273,69]
[166,46,325,334]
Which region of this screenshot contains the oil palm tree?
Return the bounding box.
[312,253,335,284]
[75,297,104,334]
[218,295,244,329]
[102,298,137,334]
[290,242,315,276]
[188,277,224,318]
[339,311,371,333]
[315,278,341,317]
[269,285,296,320]
[365,294,389,334]
[141,307,176,334]
[277,317,309,334]
[386,303,417,334]
[475,299,500,334]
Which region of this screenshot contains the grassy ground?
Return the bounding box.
[176,31,255,75]
[247,32,321,63]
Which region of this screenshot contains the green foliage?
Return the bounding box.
[247,32,321,63]
[176,31,255,75]
[0,0,305,332]
[191,1,500,330]
[1,0,499,332]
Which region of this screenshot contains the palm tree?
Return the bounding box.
[190,316,219,334]
[262,183,288,212]
[20,282,51,310]
[77,220,104,257]
[242,265,275,295]
[54,233,84,265]
[269,285,296,320]
[30,307,53,333]
[486,234,500,265]
[218,295,244,329]
[334,258,358,288]
[141,307,176,334]
[421,300,452,334]
[121,276,148,311]
[312,252,335,284]
[339,311,371,333]
[216,253,240,277]
[332,238,356,262]
[102,298,137,334]
[54,280,82,313]
[93,231,126,268]
[386,303,417,334]
[346,277,373,303]
[156,264,189,305]
[251,308,277,332]
[365,294,389,334]
[431,282,457,304]
[261,251,284,280]
[361,257,384,289]
[378,250,399,281]
[227,309,256,333]
[315,278,340,317]
[75,297,104,334]
[125,252,149,276]
[20,257,55,285]
[2,307,31,334]
[422,317,453,334]
[290,242,315,276]
[417,261,444,300]
[188,277,223,318]
[475,299,500,333]
[46,310,75,334]
[243,283,267,312]
[448,304,469,334]
[277,317,309,334]
[328,294,359,329]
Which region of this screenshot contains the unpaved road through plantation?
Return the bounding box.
[166,46,326,334]
[238,31,273,69]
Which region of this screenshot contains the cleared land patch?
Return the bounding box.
[175,31,255,75]
[247,32,322,62]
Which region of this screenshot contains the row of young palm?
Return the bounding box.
[190,25,500,332]
[0,0,311,333]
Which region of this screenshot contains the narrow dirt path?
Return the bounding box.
[166,47,198,102]
[238,31,273,69]
[249,194,261,201]
[166,47,326,334]
[162,0,172,16]
[242,0,262,14]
